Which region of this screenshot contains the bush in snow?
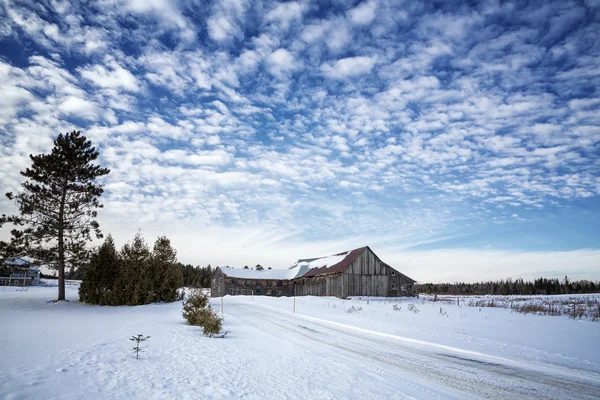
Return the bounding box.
[346,306,363,314]
[182,290,223,337]
[392,304,401,311]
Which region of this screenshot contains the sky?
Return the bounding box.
[0,0,599,283]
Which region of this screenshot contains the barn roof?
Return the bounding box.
[217,246,416,282]
[293,247,367,278]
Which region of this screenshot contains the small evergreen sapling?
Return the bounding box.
[130,334,150,359]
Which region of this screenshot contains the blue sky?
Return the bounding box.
[1,0,599,282]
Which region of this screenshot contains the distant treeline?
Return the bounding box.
[177,263,214,288]
[415,277,600,296]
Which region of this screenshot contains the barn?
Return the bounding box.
[211,246,415,298]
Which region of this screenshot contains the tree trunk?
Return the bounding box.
[57,184,67,301]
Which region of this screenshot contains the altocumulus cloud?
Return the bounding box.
[0,0,599,281]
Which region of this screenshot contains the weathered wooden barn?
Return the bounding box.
[211,246,415,298]
[211,267,296,297]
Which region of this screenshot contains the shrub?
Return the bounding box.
[182,290,223,336]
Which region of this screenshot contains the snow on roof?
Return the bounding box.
[290,252,350,271]
[219,267,302,280]
[3,258,41,272]
[292,247,368,278]
[4,258,30,266]
[219,247,373,281]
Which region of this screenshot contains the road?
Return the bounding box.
[224,297,600,400]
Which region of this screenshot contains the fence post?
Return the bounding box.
[220,296,224,315]
[252,290,254,300]
[293,297,296,313]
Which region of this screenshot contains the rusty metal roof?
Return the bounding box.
[300,247,367,278]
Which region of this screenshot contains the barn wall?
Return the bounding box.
[211,268,226,297]
[344,248,390,297]
[211,269,293,297]
[293,274,344,298]
[224,278,293,297]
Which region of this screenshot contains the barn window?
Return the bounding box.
[392,284,397,290]
[391,271,396,276]
[267,280,272,286]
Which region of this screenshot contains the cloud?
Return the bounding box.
[79,59,140,92]
[268,48,298,77]
[265,1,307,30]
[348,1,377,26]
[0,0,599,280]
[207,0,249,42]
[58,96,103,121]
[124,0,195,41]
[321,56,377,79]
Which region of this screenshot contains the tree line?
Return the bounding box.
[177,263,214,288]
[415,277,600,296]
[79,233,183,305]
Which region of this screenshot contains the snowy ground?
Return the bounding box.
[1,287,599,399]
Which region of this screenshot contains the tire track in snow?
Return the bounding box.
[228,302,467,400]
[226,300,600,400]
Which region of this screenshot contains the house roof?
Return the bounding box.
[4,258,30,266]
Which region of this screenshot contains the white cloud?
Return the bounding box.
[79,59,140,92]
[265,2,306,30]
[321,56,377,79]
[125,0,195,41]
[206,0,249,42]
[348,1,377,26]
[268,48,297,77]
[58,96,102,121]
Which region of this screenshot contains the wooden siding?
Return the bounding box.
[343,247,390,297]
[211,268,294,297]
[294,274,345,298]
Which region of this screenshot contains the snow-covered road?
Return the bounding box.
[225,297,600,400]
[2,287,599,399]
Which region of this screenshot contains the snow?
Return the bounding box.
[220,251,351,280]
[1,287,600,399]
[219,266,302,280]
[290,252,350,270]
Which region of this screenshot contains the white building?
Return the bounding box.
[0,258,41,287]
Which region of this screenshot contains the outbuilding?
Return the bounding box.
[211,246,415,298]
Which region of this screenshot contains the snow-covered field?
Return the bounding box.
[1,287,599,399]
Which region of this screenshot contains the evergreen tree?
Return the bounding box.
[151,236,183,302]
[0,131,110,301]
[119,232,152,305]
[79,235,121,305]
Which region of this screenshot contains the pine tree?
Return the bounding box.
[0,131,110,301]
[119,232,152,305]
[79,235,121,305]
[151,236,183,302]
